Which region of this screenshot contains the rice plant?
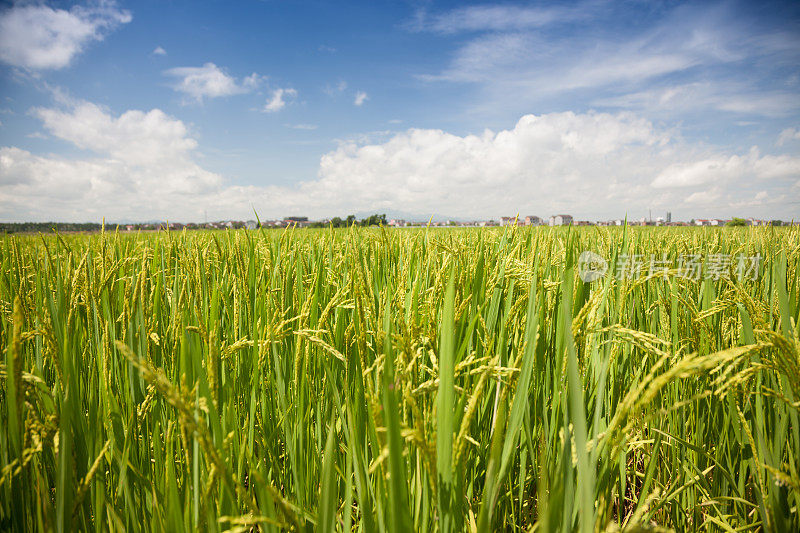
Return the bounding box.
[1,224,798,531]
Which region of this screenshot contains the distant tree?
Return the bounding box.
[321,214,387,228]
[726,218,747,227]
[359,214,387,226]
[0,222,103,234]
[770,220,784,227]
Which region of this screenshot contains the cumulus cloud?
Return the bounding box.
[33,102,201,166]
[152,46,166,56]
[0,1,131,70]
[303,111,799,219]
[1,100,223,221]
[165,63,261,102]
[354,91,368,106]
[2,108,799,222]
[652,148,800,188]
[264,88,296,112]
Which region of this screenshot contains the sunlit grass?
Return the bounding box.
[1,225,798,531]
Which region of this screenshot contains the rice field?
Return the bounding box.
[1,225,798,532]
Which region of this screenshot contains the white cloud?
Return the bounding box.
[594,84,800,118]
[323,80,347,96]
[0,1,131,70]
[165,63,260,102]
[287,123,317,130]
[302,111,800,219]
[685,188,721,205]
[1,100,223,221]
[309,112,663,215]
[410,3,590,34]
[152,46,167,56]
[3,108,799,222]
[264,88,296,112]
[427,29,700,91]
[33,102,200,166]
[751,153,800,180]
[652,156,746,188]
[652,148,800,188]
[242,73,264,90]
[714,94,800,117]
[354,91,368,106]
[416,3,800,120]
[778,128,800,146]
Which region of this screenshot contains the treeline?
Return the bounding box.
[0,222,103,234]
[726,218,788,227]
[309,214,387,228]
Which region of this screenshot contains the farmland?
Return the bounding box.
[1,225,798,531]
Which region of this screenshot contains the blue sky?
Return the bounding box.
[0,0,798,222]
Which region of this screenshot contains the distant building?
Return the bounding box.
[549,214,573,226]
[245,220,258,230]
[694,218,730,226]
[500,216,519,226]
[666,212,672,223]
[524,215,543,226]
[283,216,309,227]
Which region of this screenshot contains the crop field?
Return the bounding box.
[0,225,798,532]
